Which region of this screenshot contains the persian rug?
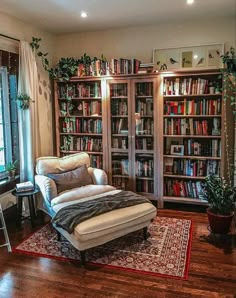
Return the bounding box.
[13,216,192,280]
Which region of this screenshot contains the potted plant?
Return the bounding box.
[203,174,236,234]
[17,94,32,110]
[6,160,18,181]
[221,47,236,75]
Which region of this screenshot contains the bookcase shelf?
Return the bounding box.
[161,71,227,205]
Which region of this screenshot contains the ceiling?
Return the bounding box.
[0,0,235,34]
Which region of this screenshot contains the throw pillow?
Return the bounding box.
[47,164,92,194]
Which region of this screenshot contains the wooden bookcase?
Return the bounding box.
[53,70,233,207]
[160,71,227,206]
[106,76,159,199]
[54,77,108,171]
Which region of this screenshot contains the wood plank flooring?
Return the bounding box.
[0,209,235,298]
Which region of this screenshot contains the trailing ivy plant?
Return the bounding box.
[30,37,49,71]
[221,47,236,116]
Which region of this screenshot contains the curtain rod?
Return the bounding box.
[0,33,20,42]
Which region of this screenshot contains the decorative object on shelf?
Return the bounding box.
[153,44,224,71]
[170,145,184,156]
[6,160,18,181]
[202,174,236,234]
[17,94,32,110]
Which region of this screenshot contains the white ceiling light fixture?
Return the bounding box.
[81,11,88,18]
[187,0,194,5]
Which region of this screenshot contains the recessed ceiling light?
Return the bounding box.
[81,11,88,18]
[187,0,194,4]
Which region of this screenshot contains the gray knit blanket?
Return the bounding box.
[51,191,151,233]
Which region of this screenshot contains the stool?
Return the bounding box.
[12,188,39,228]
[0,203,11,252]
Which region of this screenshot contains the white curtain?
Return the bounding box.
[18,41,41,184]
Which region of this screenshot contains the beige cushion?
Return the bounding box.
[73,202,157,242]
[51,185,116,206]
[47,164,92,193]
[36,152,90,175]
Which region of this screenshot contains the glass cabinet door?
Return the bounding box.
[133,80,155,195]
[108,80,132,190]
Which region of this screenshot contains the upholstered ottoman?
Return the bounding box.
[52,190,157,264]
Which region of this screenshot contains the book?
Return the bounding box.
[16,181,34,192]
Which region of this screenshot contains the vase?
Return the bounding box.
[207,208,234,234]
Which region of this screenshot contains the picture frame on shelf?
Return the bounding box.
[153,43,224,72]
[170,145,184,156]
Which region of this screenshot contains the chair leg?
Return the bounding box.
[143,227,148,240]
[80,250,86,266]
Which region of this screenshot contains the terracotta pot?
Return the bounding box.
[207,208,234,234]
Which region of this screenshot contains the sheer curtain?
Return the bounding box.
[18,41,41,184]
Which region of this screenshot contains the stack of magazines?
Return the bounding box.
[16,181,34,192]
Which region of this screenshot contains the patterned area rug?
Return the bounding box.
[13,216,192,280]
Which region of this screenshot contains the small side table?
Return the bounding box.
[12,188,39,228]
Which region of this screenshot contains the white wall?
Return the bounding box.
[54,17,236,64]
[0,11,55,157]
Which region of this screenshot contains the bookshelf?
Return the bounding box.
[161,71,225,205]
[54,78,107,170]
[53,70,233,207]
[106,77,159,198]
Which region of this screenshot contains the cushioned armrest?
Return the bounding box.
[88,167,108,185]
[35,175,58,204]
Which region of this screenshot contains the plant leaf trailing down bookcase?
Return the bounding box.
[54,70,233,207]
[161,71,228,206]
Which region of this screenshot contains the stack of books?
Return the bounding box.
[16,181,34,193]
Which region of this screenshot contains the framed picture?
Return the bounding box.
[170,145,184,156]
[153,44,224,72]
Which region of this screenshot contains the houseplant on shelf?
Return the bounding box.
[6,160,18,181]
[203,174,236,234]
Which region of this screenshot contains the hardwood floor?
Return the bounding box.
[0,208,235,298]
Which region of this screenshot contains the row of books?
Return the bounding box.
[164,98,221,115]
[112,177,129,190]
[164,118,221,136]
[136,99,153,116]
[163,77,221,96]
[135,82,153,96]
[136,159,154,177]
[61,136,102,152]
[112,159,129,176]
[110,84,128,97]
[136,118,154,135]
[112,118,128,134]
[165,139,221,157]
[61,118,102,134]
[60,101,102,117]
[135,138,153,150]
[136,180,154,193]
[111,99,128,115]
[89,155,103,169]
[58,82,101,98]
[164,179,205,199]
[112,137,128,149]
[164,158,220,176]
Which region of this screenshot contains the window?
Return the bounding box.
[0,49,19,180]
